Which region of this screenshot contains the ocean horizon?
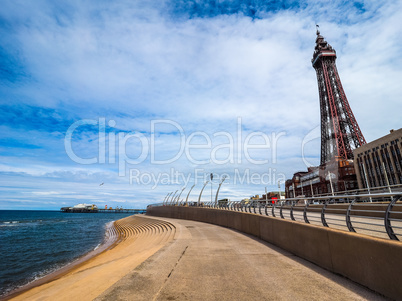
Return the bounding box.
[0,210,137,297]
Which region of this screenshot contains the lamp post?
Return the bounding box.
[382,161,392,194]
[210,173,213,204]
[163,192,171,205]
[278,181,281,200]
[176,187,186,205]
[327,171,335,197]
[310,180,314,197]
[214,175,227,207]
[185,184,196,206]
[361,163,372,202]
[198,181,209,206]
[292,183,296,198]
[169,190,178,205]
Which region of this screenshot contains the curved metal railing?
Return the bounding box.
[151,193,402,241]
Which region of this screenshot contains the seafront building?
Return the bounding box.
[353,128,402,190]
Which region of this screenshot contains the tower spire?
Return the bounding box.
[312,28,366,165]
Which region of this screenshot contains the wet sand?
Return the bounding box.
[4,215,175,301]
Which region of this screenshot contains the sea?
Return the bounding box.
[0,210,137,297]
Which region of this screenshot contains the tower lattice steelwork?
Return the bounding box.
[312,28,366,165]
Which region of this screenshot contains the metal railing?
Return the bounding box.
[287,183,402,198]
[152,192,402,241]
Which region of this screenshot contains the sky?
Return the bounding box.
[1,0,401,210]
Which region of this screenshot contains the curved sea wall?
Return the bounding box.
[147,206,402,300]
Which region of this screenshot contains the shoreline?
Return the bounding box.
[3,215,175,301]
[2,219,121,300]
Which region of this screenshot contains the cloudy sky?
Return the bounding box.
[1,0,401,210]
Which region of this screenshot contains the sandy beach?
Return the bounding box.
[4,215,175,301]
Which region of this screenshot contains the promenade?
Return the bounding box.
[96,216,384,301]
[5,214,388,300]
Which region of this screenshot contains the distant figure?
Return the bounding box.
[99,183,104,186]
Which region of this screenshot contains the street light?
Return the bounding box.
[210,173,213,203]
[278,181,281,200]
[176,187,186,205]
[198,181,209,206]
[185,184,196,206]
[326,171,335,197]
[310,180,314,197]
[361,163,372,202]
[163,192,172,205]
[169,190,178,205]
[214,175,227,207]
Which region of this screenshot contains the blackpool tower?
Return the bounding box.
[312,27,366,166]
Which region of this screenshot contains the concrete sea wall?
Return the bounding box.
[147,206,402,300]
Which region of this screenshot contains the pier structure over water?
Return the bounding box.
[60,207,146,214]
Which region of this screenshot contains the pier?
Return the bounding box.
[60,207,146,214]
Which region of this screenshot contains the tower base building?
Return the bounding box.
[285,157,358,198]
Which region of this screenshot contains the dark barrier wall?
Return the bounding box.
[147,206,402,300]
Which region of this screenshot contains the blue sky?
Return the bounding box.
[1,0,401,210]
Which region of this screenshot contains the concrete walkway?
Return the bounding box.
[96,216,385,301]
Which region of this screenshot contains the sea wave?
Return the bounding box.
[0,220,46,226]
[0,211,134,298]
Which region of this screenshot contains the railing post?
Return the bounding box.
[265,204,269,216]
[385,196,400,240]
[321,200,329,227]
[290,201,296,221]
[303,201,310,224]
[280,203,284,219]
[346,199,356,232]
[272,204,276,217]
